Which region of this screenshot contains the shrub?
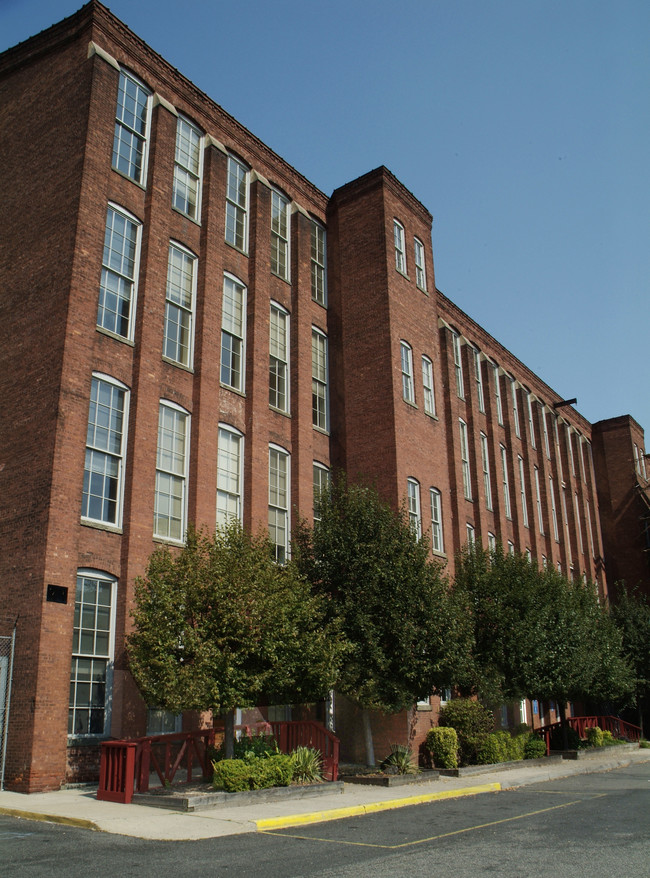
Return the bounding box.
[212,753,293,791]
[585,726,605,748]
[380,744,418,775]
[639,739,650,749]
[476,731,511,765]
[438,699,494,765]
[549,724,581,751]
[506,731,528,761]
[425,727,458,769]
[523,735,547,759]
[291,746,323,784]
[211,732,277,764]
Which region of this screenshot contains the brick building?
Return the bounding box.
[0,2,646,791]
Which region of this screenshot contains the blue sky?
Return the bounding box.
[2,0,648,434]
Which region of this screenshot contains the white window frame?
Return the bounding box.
[312,327,329,431]
[97,203,141,341]
[225,154,249,253]
[271,190,290,281]
[421,355,436,416]
[69,570,117,738]
[549,476,560,541]
[311,220,327,306]
[500,444,511,519]
[472,347,485,412]
[466,523,476,548]
[269,302,290,413]
[508,540,515,555]
[566,425,576,476]
[313,462,330,522]
[414,237,427,291]
[401,341,415,404]
[216,424,244,527]
[220,273,247,392]
[510,377,520,437]
[460,419,472,500]
[394,219,407,274]
[534,466,544,535]
[554,416,564,480]
[586,500,595,558]
[575,492,584,555]
[542,406,551,459]
[154,401,190,543]
[518,455,529,528]
[407,478,422,539]
[487,532,496,551]
[173,114,203,221]
[430,488,444,554]
[112,68,152,186]
[493,364,504,425]
[269,445,290,563]
[452,330,464,398]
[526,392,536,448]
[480,432,493,510]
[163,241,197,368]
[82,373,129,528]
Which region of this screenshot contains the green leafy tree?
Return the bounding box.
[293,475,469,765]
[611,583,650,735]
[127,522,343,756]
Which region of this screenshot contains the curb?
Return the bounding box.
[256,782,502,831]
[0,806,100,832]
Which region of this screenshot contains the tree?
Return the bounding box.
[454,545,634,748]
[127,522,343,756]
[611,583,650,735]
[293,475,468,765]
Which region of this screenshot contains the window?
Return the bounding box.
[154,402,189,542]
[173,115,203,220]
[508,540,515,555]
[525,548,532,562]
[500,444,511,519]
[82,375,128,527]
[459,419,472,500]
[578,437,587,482]
[518,455,529,528]
[414,237,427,291]
[493,364,504,425]
[586,500,595,557]
[542,407,551,459]
[220,274,246,391]
[97,204,141,340]
[430,488,444,553]
[216,424,243,526]
[407,478,422,539]
[566,425,575,476]
[394,220,406,274]
[480,432,492,510]
[313,463,330,522]
[526,393,536,448]
[312,328,329,430]
[510,378,520,437]
[542,555,547,568]
[575,492,584,555]
[549,476,559,541]
[311,221,327,305]
[163,242,196,368]
[269,303,289,412]
[553,416,564,480]
[269,446,290,563]
[271,190,290,280]
[69,571,116,736]
[466,523,476,548]
[112,69,151,185]
[472,348,485,412]
[534,466,544,534]
[487,532,496,551]
[452,331,464,397]
[225,154,249,252]
[421,356,436,416]
[401,341,415,404]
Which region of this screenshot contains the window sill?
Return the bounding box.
[416,704,432,712]
[432,550,447,559]
[67,735,109,746]
[271,270,291,285]
[111,165,147,190]
[270,405,291,418]
[96,326,135,347]
[162,356,194,374]
[80,519,123,535]
[220,383,246,398]
[172,205,201,226]
[312,424,330,436]
[311,296,328,309]
[417,285,429,296]
[396,268,410,280]
[402,399,418,409]
[225,240,249,257]
[153,535,185,547]
[424,411,438,421]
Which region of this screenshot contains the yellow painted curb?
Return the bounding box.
[256,782,501,831]
[0,806,99,832]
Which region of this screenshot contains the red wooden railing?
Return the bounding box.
[97,720,339,803]
[537,715,641,756]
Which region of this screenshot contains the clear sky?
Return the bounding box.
[2,0,648,434]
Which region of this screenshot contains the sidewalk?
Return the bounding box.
[1,746,648,841]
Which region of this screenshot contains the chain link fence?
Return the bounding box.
[0,629,16,790]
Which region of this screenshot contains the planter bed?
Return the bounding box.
[555,742,640,761]
[436,754,564,777]
[343,769,439,787]
[132,780,344,812]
